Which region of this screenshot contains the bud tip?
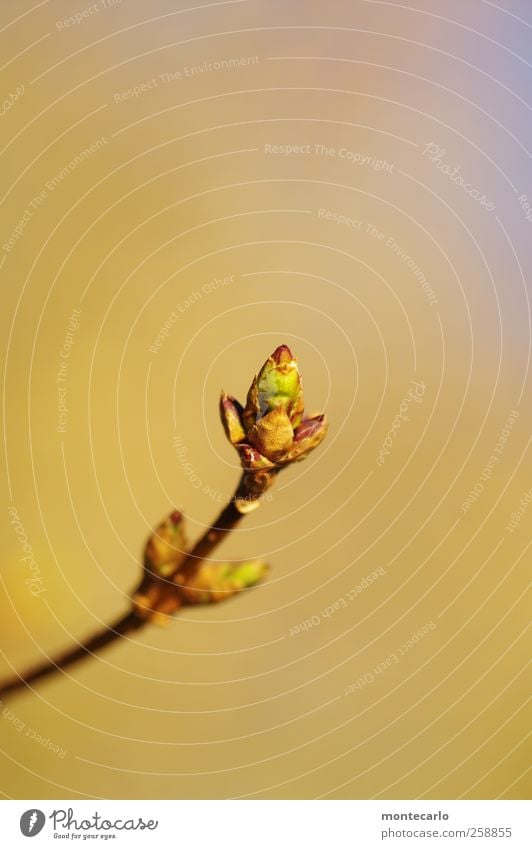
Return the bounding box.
[271,344,295,364]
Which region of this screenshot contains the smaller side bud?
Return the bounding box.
[220,392,246,444]
[180,560,269,604]
[145,509,187,576]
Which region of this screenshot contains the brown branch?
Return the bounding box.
[175,482,247,585]
[0,611,144,699]
[0,341,327,700]
[0,473,267,700]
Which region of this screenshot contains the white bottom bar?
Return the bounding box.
[2,799,530,848]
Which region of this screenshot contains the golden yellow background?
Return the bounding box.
[1,0,530,799]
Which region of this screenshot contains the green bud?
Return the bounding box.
[243,345,304,432]
[180,560,269,604]
[258,345,304,424]
[145,510,187,576]
[222,344,328,478]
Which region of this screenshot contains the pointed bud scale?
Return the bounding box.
[283,415,328,462]
[220,392,246,444]
[242,374,260,434]
[236,444,275,470]
[248,406,294,461]
[180,560,269,604]
[271,344,293,364]
[293,414,327,443]
[145,509,187,575]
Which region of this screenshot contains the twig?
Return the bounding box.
[0,475,253,699]
[175,471,275,584]
[0,611,143,699]
[0,343,328,699]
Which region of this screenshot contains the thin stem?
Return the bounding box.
[0,611,143,699]
[175,475,247,584]
[0,474,253,700]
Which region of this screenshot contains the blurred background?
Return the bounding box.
[0,0,530,800]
